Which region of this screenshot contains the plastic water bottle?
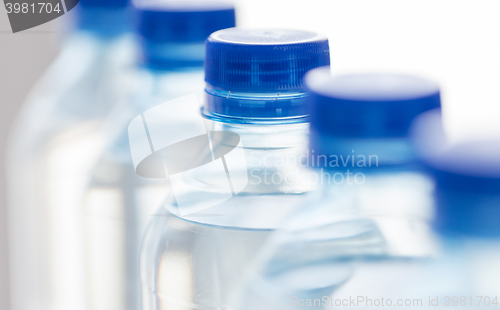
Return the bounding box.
[140,28,331,310]
[412,136,500,309]
[284,116,500,309]
[5,1,135,310]
[234,71,442,309]
[83,3,235,310]
[341,111,500,309]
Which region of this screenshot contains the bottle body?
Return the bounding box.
[141,118,313,310]
[323,237,500,310]
[138,27,330,310]
[83,67,205,310]
[235,139,437,309]
[6,31,135,310]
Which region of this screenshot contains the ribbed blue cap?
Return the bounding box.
[205,28,330,92]
[203,28,330,119]
[79,0,129,8]
[306,69,441,170]
[412,111,500,238]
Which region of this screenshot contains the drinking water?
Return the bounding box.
[322,117,500,309]
[140,28,331,310]
[235,71,443,309]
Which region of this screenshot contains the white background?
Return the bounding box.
[234,0,500,140]
[1,1,500,309]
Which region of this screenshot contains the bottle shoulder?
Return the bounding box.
[163,192,312,231]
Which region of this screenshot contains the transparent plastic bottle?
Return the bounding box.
[317,117,500,310]
[5,1,135,310]
[140,28,331,310]
[251,118,500,310]
[82,3,236,310]
[235,71,443,309]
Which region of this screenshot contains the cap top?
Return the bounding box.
[210,28,327,45]
[412,111,500,179]
[307,70,440,102]
[307,70,441,139]
[427,142,500,179]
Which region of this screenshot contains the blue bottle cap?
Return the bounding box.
[305,69,441,169]
[431,142,500,238]
[203,28,330,120]
[137,2,236,44]
[307,68,441,139]
[205,28,330,92]
[136,1,235,69]
[413,112,500,238]
[76,0,133,36]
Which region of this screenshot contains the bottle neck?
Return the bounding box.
[203,86,310,122]
[206,120,308,149]
[204,120,314,195]
[313,138,434,222]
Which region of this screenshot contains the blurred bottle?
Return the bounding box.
[409,135,500,309]
[234,71,443,309]
[251,115,500,310]
[82,2,236,310]
[5,1,135,310]
[140,28,330,310]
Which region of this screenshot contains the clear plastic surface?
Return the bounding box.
[6,32,136,310]
[83,67,205,310]
[235,163,438,309]
[140,119,314,310]
[236,237,500,310]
